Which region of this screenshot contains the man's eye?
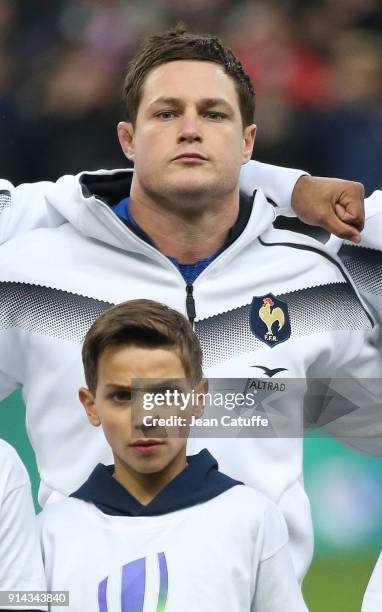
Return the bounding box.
[156,111,176,120]
[206,112,225,121]
[111,391,132,403]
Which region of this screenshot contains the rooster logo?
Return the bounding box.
[250,294,291,347]
[259,297,285,339]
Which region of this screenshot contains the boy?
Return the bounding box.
[39,299,307,611]
[0,439,47,612]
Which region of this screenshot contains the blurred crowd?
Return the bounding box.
[1,0,382,193]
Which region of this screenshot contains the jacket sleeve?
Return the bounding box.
[361,191,382,250]
[239,160,308,212]
[0,444,48,611]
[0,179,65,245]
[361,552,382,612]
[251,502,308,612]
[326,192,382,328]
[326,190,382,253]
[306,314,382,455]
[0,321,24,401]
[252,546,308,612]
[0,368,20,402]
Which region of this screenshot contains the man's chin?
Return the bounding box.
[166,176,224,199]
[143,173,233,212]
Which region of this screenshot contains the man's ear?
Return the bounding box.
[79,387,100,427]
[242,124,257,164]
[117,121,135,162]
[193,378,208,419]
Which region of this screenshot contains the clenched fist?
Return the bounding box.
[291,176,365,243]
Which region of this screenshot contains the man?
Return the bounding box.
[39,299,307,611]
[0,28,379,582]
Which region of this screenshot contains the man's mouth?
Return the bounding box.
[172,152,208,162]
[130,439,164,455]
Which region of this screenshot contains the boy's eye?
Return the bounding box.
[111,390,132,403]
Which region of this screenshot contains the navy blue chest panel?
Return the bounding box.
[0,280,371,369]
[339,244,382,296]
[195,282,371,368]
[0,190,11,214]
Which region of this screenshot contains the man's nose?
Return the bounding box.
[177,113,202,143]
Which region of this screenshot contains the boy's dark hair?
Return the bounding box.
[82,299,203,392]
[123,26,255,127]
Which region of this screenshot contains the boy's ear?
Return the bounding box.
[79,387,101,427]
[193,378,208,419]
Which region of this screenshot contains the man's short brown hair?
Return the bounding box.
[123,26,255,127]
[82,299,203,392]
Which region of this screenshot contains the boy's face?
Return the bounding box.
[80,344,203,477]
[117,60,256,214]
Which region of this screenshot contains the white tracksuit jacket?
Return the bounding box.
[326,190,382,335]
[0,162,380,583]
[362,552,382,612]
[0,440,47,611]
[240,163,382,330]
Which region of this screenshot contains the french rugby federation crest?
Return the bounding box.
[250,293,291,348]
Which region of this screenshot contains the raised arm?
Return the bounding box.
[0,178,65,245]
[325,191,382,328]
[239,160,365,242]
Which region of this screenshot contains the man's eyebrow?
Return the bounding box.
[148,97,234,112]
[198,98,234,110]
[149,97,184,108]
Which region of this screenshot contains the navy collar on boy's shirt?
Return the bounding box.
[70,449,242,517]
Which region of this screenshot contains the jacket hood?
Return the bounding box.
[70,449,242,517]
[45,168,276,259]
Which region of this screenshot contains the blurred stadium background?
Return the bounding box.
[1,1,382,610]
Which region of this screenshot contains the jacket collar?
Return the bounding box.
[46,168,275,263]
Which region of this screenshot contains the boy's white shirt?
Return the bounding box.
[0,439,47,611]
[38,486,307,612]
[0,161,380,585]
[362,553,382,612]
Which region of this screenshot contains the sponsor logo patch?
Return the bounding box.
[251,365,288,377]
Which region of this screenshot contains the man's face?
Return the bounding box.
[118,60,256,212]
[80,344,201,476]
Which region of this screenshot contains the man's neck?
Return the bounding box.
[113,452,187,506]
[129,185,240,264]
